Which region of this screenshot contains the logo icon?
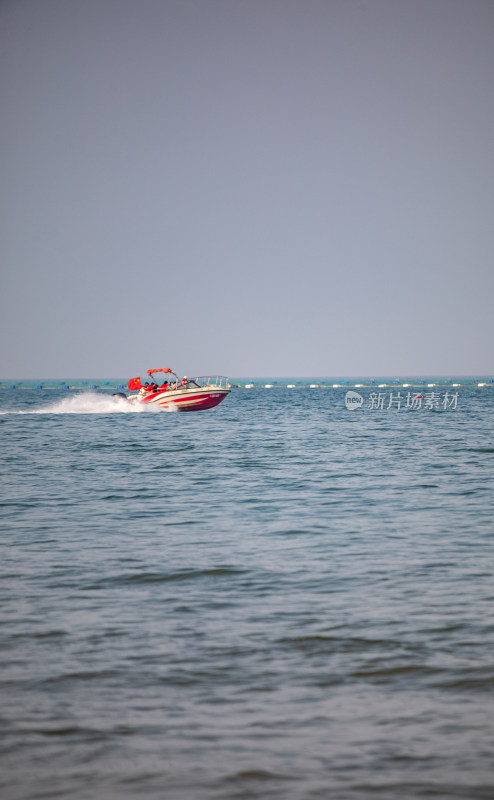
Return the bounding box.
[345,391,363,411]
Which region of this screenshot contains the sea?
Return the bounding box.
[1,379,493,800]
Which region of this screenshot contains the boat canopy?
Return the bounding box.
[147,368,174,376]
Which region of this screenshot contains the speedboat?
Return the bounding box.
[121,368,230,412]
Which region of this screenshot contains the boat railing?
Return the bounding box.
[193,376,230,390]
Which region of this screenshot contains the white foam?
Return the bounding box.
[1,392,169,415]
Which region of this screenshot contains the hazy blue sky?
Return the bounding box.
[1,0,493,378]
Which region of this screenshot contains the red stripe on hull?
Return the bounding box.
[140,389,229,412]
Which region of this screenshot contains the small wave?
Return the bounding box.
[93,566,249,587]
[225,769,290,783]
[37,726,107,739]
[1,392,168,415]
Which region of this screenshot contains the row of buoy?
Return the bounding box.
[1,384,126,391]
[1,380,492,390]
[242,382,492,388]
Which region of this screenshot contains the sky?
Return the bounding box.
[1,0,493,379]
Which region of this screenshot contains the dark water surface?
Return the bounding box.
[1,386,493,799]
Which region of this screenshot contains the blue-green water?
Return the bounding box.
[1,385,493,799]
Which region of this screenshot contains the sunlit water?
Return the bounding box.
[1,386,493,799]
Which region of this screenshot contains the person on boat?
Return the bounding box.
[180,376,188,388]
[159,380,169,390]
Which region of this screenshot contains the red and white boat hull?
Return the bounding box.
[130,386,230,412]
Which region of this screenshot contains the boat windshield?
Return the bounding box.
[193,376,230,390]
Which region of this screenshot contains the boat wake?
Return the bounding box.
[0,392,175,415]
